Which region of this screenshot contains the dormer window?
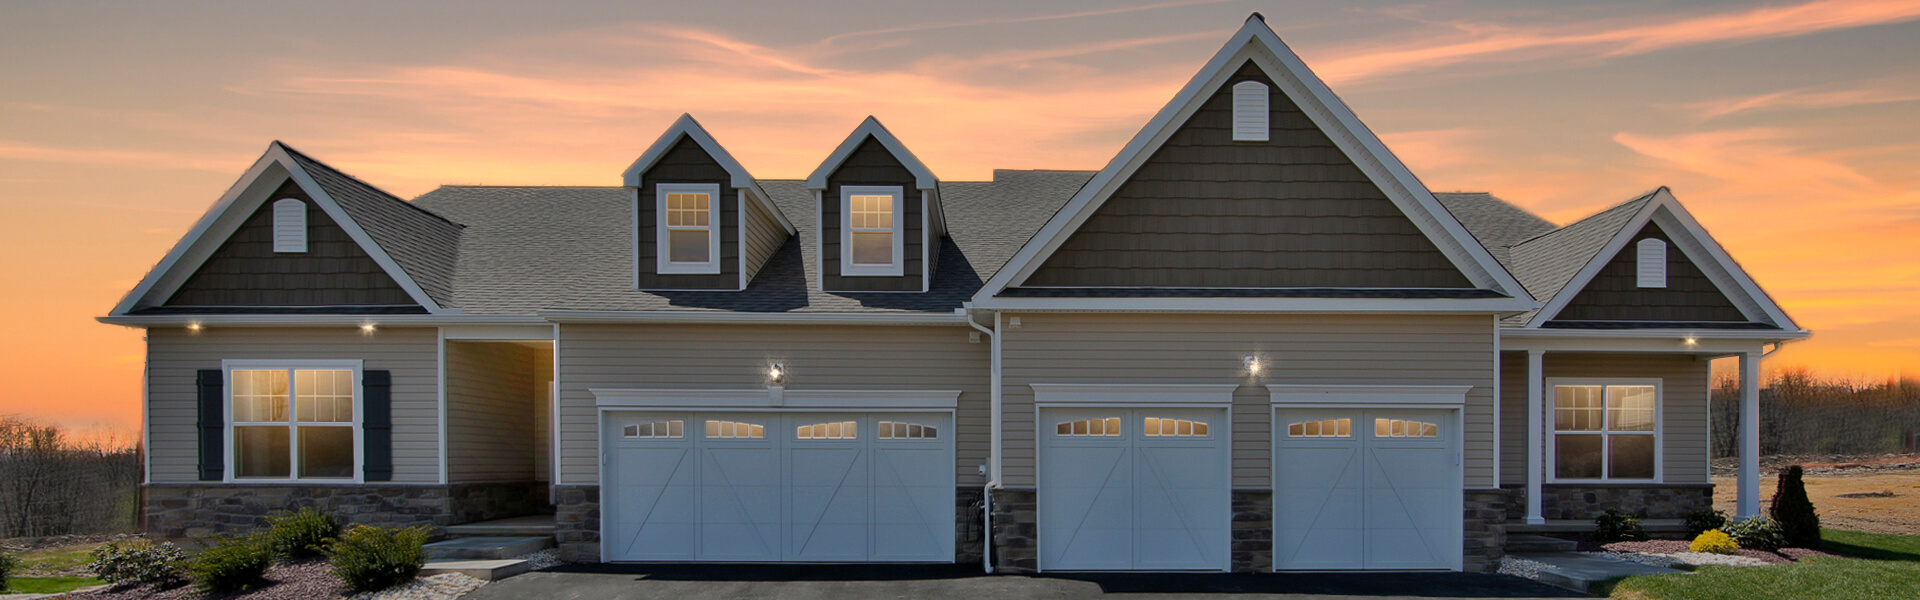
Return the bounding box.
[841,185,904,276]
[272,198,307,253]
[657,183,721,274]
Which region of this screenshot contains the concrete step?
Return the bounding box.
[1511,551,1685,594]
[444,514,556,538]
[425,536,554,560]
[421,559,532,581]
[1505,534,1578,553]
[1509,518,1687,534]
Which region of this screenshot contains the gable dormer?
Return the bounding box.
[624,114,794,291]
[806,117,944,293]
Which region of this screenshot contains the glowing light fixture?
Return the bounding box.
[768,364,785,384]
[187,322,203,333]
[1683,337,1698,346]
[360,323,378,334]
[1245,356,1263,375]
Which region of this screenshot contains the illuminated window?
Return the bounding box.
[1143,417,1209,437]
[230,367,356,480]
[840,186,903,276]
[623,420,683,439]
[1554,384,1657,480]
[705,420,765,439]
[878,421,938,440]
[655,183,720,274]
[1056,417,1122,437]
[1374,419,1439,438]
[1286,418,1351,438]
[796,421,858,440]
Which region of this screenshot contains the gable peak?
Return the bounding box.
[806,116,937,190]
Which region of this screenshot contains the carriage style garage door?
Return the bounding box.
[1273,408,1461,571]
[601,411,954,562]
[1038,407,1229,571]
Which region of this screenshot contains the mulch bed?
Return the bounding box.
[70,559,347,600]
[1580,539,1835,564]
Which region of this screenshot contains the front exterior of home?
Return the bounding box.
[103,16,1806,574]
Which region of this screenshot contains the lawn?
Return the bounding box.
[6,576,106,594]
[1597,529,1920,600]
[3,542,106,595]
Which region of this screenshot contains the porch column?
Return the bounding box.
[1526,349,1545,525]
[1737,349,1763,519]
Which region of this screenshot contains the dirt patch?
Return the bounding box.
[70,559,347,600]
[1712,461,1920,536]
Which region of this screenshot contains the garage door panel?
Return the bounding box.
[1041,408,1228,571]
[1275,408,1460,571]
[608,446,696,561]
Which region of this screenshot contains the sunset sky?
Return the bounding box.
[5,0,1920,433]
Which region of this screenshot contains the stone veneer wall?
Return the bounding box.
[1231,490,1273,573]
[1501,484,1714,521]
[145,482,548,540]
[553,485,601,563]
[1462,489,1511,573]
[955,487,986,566]
[987,488,1038,572]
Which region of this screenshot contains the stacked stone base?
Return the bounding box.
[1462,488,1512,573]
[144,481,550,540]
[1502,483,1714,521]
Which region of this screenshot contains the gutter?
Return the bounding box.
[963,306,1001,574]
[97,313,545,327]
[539,310,970,326]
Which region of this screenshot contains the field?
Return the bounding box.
[1711,458,1920,535]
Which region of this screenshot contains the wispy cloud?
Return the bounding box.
[811,0,1235,50]
[0,140,249,172]
[1680,83,1920,118]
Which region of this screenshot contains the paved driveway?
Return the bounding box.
[463,564,1583,600]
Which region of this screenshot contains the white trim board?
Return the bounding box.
[805,116,938,190]
[1267,384,1472,405]
[621,113,794,235]
[1030,383,1240,405]
[591,388,961,409]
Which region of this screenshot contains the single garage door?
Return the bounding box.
[602,411,954,562]
[1039,407,1229,571]
[1273,408,1461,571]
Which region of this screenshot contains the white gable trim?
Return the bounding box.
[109,143,445,315]
[1527,188,1798,330]
[805,116,938,190]
[622,113,795,234]
[970,17,1528,307]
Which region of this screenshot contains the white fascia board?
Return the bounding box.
[440,325,557,340]
[97,314,546,328]
[593,388,960,409]
[1031,383,1240,405]
[622,114,793,234]
[275,144,445,314]
[1267,384,1471,405]
[804,116,938,190]
[968,295,1537,313]
[1500,331,1796,354]
[537,310,970,326]
[1648,195,1800,330]
[970,18,1526,306]
[109,146,284,316]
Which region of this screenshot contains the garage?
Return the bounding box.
[1273,408,1461,571]
[601,411,954,562]
[1038,407,1230,571]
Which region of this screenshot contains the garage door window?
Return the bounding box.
[706,419,765,439]
[1374,419,1438,438]
[1057,417,1121,436]
[1143,417,1208,437]
[624,420,684,438]
[796,421,857,440]
[1554,384,1657,481]
[878,421,937,439]
[1287,418,1350,438]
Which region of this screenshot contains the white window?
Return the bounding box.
[272,198,307,253]
[1287,418,1350,438]
[1056,417,1121,437]
[1375,419,1439,438]
[839,185,904,276]
[705,420,764,439]
[878,420,938,440]
[227,364,359,481]
[656,183,722,274]
[1636,238,1668,288]
[796,421,858,440]
[1143,417,1209,437]
[624,420,683,438]
[1231,80,1269,142]
[1552,382,1659,481]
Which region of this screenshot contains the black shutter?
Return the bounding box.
[363,370,393,481]
[196,369,224,481]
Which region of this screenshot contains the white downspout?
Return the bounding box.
[964,309,1000,573]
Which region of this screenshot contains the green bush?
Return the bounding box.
[1,551,17,592]
[328,525,430,593]
[88,540,188,588]
[266,507,344,559]
[1683,508,1729,539]
[1689,529,1739,554]
[1725,516,1788,551]
[1769,465,1822,548]
[189,535,274,593]
[1590,508,1650,542]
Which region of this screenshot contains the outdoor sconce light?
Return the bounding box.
[1683,337,1698,346]
[360,323,378,334]
[187,322,203,333]
[1245,356,1263,375]
[768,364,785,385]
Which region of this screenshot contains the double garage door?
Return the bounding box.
[602,411,954,562]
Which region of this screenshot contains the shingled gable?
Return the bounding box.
[108,142,452,316]
[622,113,794,234]
[970,15,1531,311]
[806,117,947,293]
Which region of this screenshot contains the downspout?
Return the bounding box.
[964,308,1000,574]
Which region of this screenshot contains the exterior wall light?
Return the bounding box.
[769,364,785,384]
[1683,337,1698,346]
[187,322,203,333]
[360,323,378,335]
[1245,356,1263,375]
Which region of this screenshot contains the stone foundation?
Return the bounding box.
[553,485,601,563]
[449,481,549,524]
[1231,490,1273,573]
[1463,488,1511,573]
[144,481,550,541]
[988,487,1038,572]
[1502,484,1714,521]
[955,487,986,565]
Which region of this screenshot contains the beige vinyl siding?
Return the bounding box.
[1000,313,1496,489]
[555,323,989,485]
[1497,352,1712,486]
[742,196,786,282]
[445,342,539,483]
[534,346,553,482]
[146,327,440,483]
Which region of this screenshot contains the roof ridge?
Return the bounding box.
[275,141,463,228]
[1510,189,1658,248]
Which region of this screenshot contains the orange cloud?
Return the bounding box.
[1679,83,1920,118]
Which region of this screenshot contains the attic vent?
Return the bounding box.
[272,198,307,253]
[1231,80,1269,142]
[1636,238,1667,288]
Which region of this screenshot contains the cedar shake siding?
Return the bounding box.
[1551,222,1748,324]
[1498,352,1711,486]
[635,136,741,290]
[1024,61,1472,290]
[743,196,787,282]
[165,180,417,308]
[822,138,924,292]
[445,341,543,483]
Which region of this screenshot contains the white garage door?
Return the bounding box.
[1273,408,1461,571]
[1039,407,1229,571]
[602,411,954,562]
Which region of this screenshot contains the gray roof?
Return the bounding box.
[1502,191,1658,324]
[410,170,1092,314]
[1434,192,1556,270]
[282,143,464,308]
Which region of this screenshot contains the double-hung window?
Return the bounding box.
[227,362,360,481]
[840,185,903,276]
[656,183,721,274]
[1551,381,1659,481]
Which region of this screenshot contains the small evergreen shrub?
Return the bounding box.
[189,535,275,593]
[1689,529,1739,554]
[0,551,17,592]
[1769,465,1822,548]
[328,525,430,593]
[1590,508,1650,542]
[265,507,344,559]
[1683,508,1729,539]
[1725,516,1788,551]
[88,540,188,588]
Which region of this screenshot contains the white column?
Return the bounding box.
[1737,350,1763,519]
[1526,349,1545,525]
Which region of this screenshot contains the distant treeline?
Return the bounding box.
[1712,369,1920,458]
[0,416,142,538]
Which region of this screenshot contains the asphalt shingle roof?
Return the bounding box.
[1433,192,1557,271]
[282,143,464,308]
[1502,191,1657,325]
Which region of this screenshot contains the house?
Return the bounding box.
[101,15,1806,574]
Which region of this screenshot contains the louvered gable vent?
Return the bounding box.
[1231,80,1269,142]
[272,198,308,253]
[1636,238,1667,288]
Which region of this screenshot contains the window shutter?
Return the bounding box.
[1636,238,1668,288]
[362,370,393,482]
[196,369,224,481]
[1231,80,1269,142]
[272,198,308,253]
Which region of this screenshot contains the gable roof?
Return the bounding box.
[280,144,463,307]
[623,114,796,234]
[1434,192,1557,269]
[969,15,1531,312]
[806,117,938,190]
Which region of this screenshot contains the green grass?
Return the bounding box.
[14,544,100,576]
[1597,529,1920,600]
[4,576,106,594]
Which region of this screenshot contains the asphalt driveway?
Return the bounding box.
[463,564,1585,599]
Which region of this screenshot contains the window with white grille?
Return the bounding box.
[1232,80,1269,142]
[655,183,721,275]
[796,421,857,440]
[878,421,938,440]
[272,198,307,253]
[1636,238,1667,288]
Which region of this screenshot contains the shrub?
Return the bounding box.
[1683,508,1729,539]
[328,525,430,593]
[265,507,343,559]
[88,540,188,588]
[189,535,274,593]
[1,551,17,592]
[1725,516,1788,551]
[1690,529,1739,554]
[1590,508,1650,542]
[1769,465,1822,548]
